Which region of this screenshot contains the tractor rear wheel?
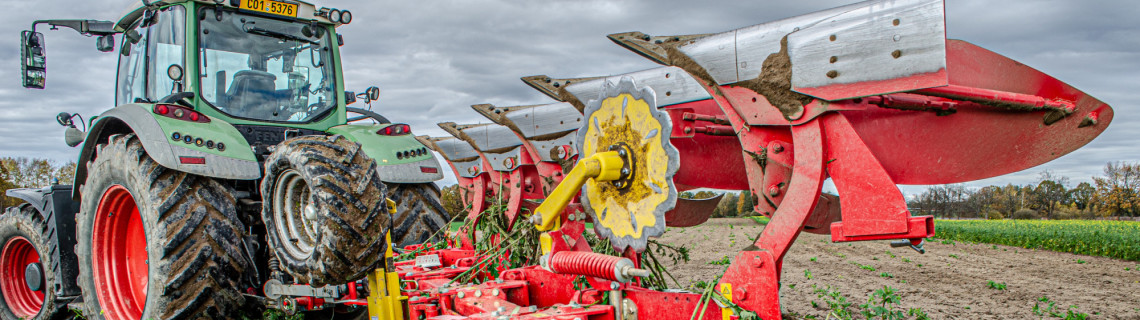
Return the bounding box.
[387,183,450,248]
[262,135,391,286]
[76,133,250,320]
[0,204,67,320]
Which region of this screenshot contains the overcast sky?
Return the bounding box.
[0,0,1136,196]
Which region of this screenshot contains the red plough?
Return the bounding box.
[401,0,1112,319]
[417,136,501,226]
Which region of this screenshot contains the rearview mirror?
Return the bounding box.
[21,31,46,89]
[96,34,115,52]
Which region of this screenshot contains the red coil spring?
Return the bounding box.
[548,251,622,281]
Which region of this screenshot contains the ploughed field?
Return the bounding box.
[656,218,1140,319]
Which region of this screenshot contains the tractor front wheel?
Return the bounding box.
[76,134,250,320]
[262,135,391,286]
[388,183,450,248]
[0,204,67,320]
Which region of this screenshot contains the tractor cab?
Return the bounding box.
[22,0,360,128]
[197,7,336,123]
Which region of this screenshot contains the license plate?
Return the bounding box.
[240,0,298,18]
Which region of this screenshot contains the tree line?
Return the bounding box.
[438,161,1140,221]
[12,155,1129,221]
[908,162,1140,219]
[678,190,761,218]
[1,157,77,208]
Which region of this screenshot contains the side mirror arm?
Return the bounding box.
[31,20,116,37]
[158,92,196,107]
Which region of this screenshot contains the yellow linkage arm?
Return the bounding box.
[367,199,406,320]
[532,151,625,232]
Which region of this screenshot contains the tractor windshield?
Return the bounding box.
[198,7,336,123]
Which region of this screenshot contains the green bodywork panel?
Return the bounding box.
[74,104,261,191]
[150,106,257,162]
[327,124,433,165]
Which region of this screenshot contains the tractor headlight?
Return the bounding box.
[340,10,352,24]
[327,9,342,24]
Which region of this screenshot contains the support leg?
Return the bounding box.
[718,117,826,320]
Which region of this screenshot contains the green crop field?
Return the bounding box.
[933,219,1140,261]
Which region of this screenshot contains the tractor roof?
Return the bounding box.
[114,0,334,32]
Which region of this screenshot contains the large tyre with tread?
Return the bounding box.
[76,133,250,320]
[0,204,68,320]
[261,135,390,286]
[388,183,449,248]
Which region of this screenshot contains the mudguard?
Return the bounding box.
[5,188,49,214]
[327,124,444,183]
[74,104,260,198]
[4,186,82,298]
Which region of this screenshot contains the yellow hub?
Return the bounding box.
[529,76,680,253]
[581,92,674,249]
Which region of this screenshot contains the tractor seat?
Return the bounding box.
[226,70,278,118]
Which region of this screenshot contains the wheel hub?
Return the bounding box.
[272,169,320,260]
[92,185,149,320]
[24,262,42,292]
[0,237,44,318]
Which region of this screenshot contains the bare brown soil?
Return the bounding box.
[656,218,1140,320]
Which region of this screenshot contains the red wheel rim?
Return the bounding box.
[0,236,44,317]
[92,185,148,320]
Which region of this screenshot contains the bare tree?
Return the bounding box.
[908,184,973,218]
[1032,170,1071,219]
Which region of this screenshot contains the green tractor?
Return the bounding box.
[5,0,449,319]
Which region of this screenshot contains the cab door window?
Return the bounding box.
[115,19,149,104]
[115,5,185,105]
[148,6,186,99]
